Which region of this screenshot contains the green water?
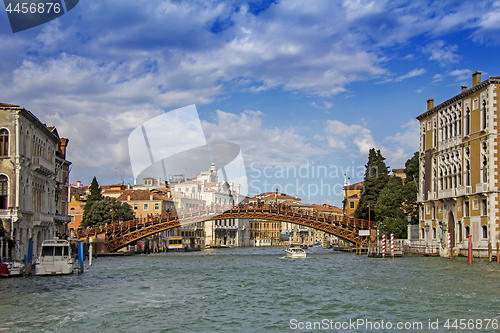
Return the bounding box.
[1,246,500,332]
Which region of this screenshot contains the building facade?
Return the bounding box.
[0,103,71,260]
[417,71,500,257]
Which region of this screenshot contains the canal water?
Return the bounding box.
[1,246,500,332]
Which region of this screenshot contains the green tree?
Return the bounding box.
[401,152,419,225]
[82,177,102,227]
[354,148,391,221]
[375,176,407,237]
[83,196,134,227]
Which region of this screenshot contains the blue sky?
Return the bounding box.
[1,0,500,207]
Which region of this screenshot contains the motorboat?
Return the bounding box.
[0,261,24,277]
[285,246,307,258]
[300,244,308,250]
[34,239,74,276]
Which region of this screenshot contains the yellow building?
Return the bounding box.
[417,71,500,257]
[343,181,364,216]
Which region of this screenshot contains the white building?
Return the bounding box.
[0,103,71,260]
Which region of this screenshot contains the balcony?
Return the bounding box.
[455,186,465,196]
[417,193,423,202]
[438,188,454,199]
[31,156,54,176]
[476,183,488,194]
[427,191,436,200]
[465,186,473,195]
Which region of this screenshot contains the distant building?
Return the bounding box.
[0,103,71,260]
[416,71,500,257]
[67,199,84,236]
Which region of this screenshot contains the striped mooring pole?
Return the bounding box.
[447,233,452,260]
[391,234,394,259]
[382,233,386,258]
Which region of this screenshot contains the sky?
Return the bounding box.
[1,0,500,207]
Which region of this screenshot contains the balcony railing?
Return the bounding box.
[427,191,436,200]
[31,156,54,176]
[465,186,472,195]
[476,183,488,193]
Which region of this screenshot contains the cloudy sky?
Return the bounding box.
[1,0,500,206]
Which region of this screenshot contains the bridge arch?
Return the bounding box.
[78,205,374,252]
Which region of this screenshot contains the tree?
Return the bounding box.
[375,176,406,237]
[354,148,391,221]
[401,152,419,225]
[83,196,134,227]
[82,177,102,227]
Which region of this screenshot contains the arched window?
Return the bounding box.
[0,175,7,209]
[0,129,8,157]
[482,100,487,130]
[465,108,470,136]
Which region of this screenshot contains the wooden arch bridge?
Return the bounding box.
[76,203,376,252]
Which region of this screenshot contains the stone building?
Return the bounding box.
[0,103,71,260]
[416,71,500,257]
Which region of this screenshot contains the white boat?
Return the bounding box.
[285,247,307,258]
[34,239,74,276]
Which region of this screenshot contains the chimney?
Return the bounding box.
[237,184,241,195]
[461,85,468,93]
[472,71,482,86]
[167,192,171,198]
[127,195,131,201]
[60,138,69,158]
[230,182,234,192]
[427,98,434,111]
[157,177,161,186]
[127,183,131,189]
[150,194,153,201]
[77,180,81,188]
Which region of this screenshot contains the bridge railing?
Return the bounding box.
[76,202,375,239]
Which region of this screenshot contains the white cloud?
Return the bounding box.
[422,40,460,66]
[310,101,333,109]
[395,68,426,81]
[450,69,473,82]
[323,119,419,167]
[201,110,324,167]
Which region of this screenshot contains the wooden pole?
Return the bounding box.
[489,241,492,262]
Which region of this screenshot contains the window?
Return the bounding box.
[465,108,470,136]
[482,225,488,239]
[482,100,487,130]
[472,199,478,211]
[458,221,462,243]
[482,199,487,216]
[349,201,355,209]
[133,204,138,210]
[464,200,470,217]
[421,228,425,239]
[426,205,430,215]
[0,175,7,209]
[144,203,149,211]
[432,205,436,219]
[433,227,437,239]
[154,203,159,210]
[465,226,470,238]
[0,129,8,157]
